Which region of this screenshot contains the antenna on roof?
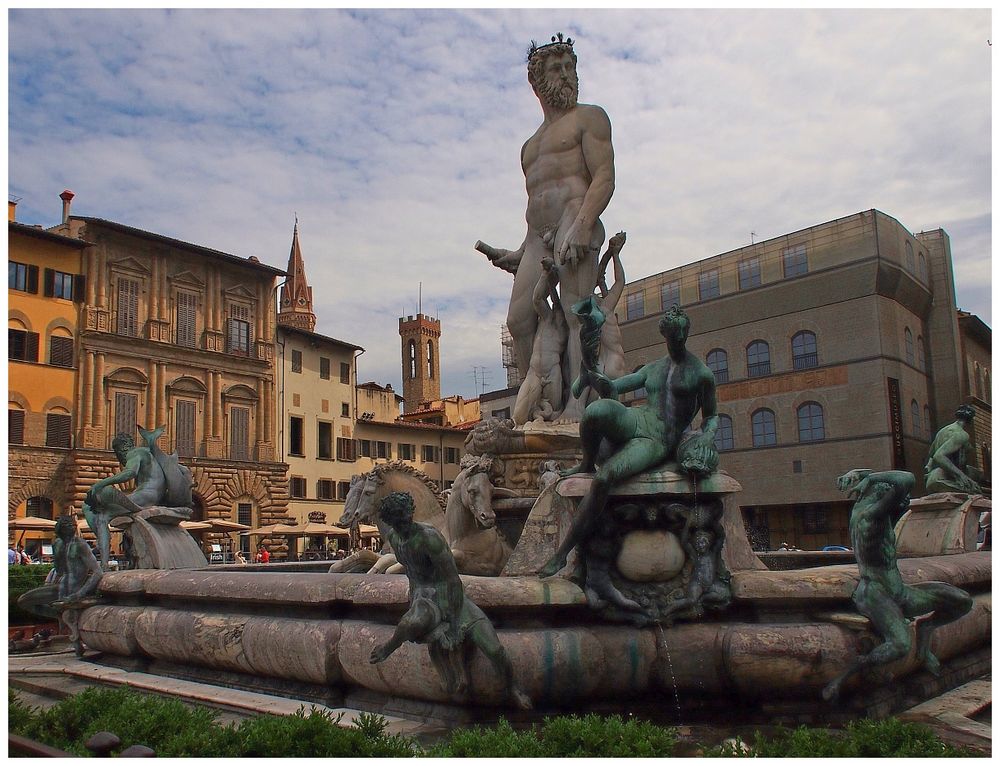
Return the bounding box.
[419,282,422,315]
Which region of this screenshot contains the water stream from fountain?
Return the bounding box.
[656,623,683,723]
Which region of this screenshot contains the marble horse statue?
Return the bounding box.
[446,454,518,576]
[331,461,447,574]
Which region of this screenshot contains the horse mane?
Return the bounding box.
[369,461,447,512]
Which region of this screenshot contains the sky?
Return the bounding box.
[8,8,992,401]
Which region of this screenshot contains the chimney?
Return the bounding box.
[60,189,75,223]
[8,200,16,222]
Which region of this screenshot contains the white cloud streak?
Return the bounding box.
[9,8,991,398]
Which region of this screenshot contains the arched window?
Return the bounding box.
[918,252,928,282]
[924,405,932,435]
[791,331,818,370]
[26,496,53,520]
[797,402,825,442]
[714,414,734,451]
[706,349,729,383]
[904,240,915,272]
[917,336,925,371]
[751,409,777,447]
[904,328,914,366]
[747,341,771,378]
[911,399,921,436]
[427,341,434,379]
[407,340,416,379]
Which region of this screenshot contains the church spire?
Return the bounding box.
[277,216,316,332]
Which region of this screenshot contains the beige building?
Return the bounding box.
[615,209,990,550]
[39,195,293,556]
[273,234,471,555]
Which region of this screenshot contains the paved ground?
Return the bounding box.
[9,644,991,754]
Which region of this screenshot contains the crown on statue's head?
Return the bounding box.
[527,32,575,63]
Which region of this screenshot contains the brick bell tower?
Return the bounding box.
[276,218,316,332]
[399,312,441,413]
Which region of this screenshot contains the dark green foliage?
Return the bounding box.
[233,708,416,757]
[8,687,415,757]
[429,714,678,757]
[8,564,54,625]
[704,718,980,758]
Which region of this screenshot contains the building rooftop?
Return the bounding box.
[10,220,93,249]
[279,324,364,352]
[65,216,286,276]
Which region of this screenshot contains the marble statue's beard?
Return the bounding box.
[539,78,579,110]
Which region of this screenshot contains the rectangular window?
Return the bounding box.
[336,437,356,461]
[227,304,252,355]
[398,443,415,461]
[175,291,198,348]
[290,476,307,498]
[358,439,372,458]
[114,392,138,441]
[318,421,333,459]
[9,329,39,362]
[625,292,645,321]
[317,479,335,500]
[337,481,352,500]
[291,349,302,373]
[698,269,720,300]
[230,406,250,461]
[320,357,331,380]
[421,445,439,463]
[738,257,761,289]
[46,413,71,448]
[9,262,38,294]
[444,447,460,464]
[237,503,253,527]
[340,362,351,384]
[116,277,140,337]
[44,269,76,300]
[175,400,197,457]
[289,416,304,456]
[782,244,808,277]
[660,280,680,310]
[376,440,391,460]
[9,409,25,444]
[49,335,74,367]
[802,507,828,534]
[341,402,350,417]
[491,407,511,419]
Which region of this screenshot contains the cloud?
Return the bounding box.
[9,9,991,399]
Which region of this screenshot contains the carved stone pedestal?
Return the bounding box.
[504,467,756,625]
[895,492,990,557]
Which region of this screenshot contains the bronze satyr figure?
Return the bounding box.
[369,491,531,709]
[822,469,973,701]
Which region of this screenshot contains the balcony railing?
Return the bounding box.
[747,362,771,378]
[793,353,819,370]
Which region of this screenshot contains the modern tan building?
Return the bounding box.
[615,209,990,550]
[32,193,295,556]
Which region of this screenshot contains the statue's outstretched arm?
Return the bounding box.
[475,240,524,275]
[609,369,646,397]
[602,232,627,311]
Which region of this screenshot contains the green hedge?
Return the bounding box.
[8,564,54,626]
[704,718,979,758]
[9,687,979,758]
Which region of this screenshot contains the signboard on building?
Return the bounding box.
[718,365,849,402]
[886,377,906,469]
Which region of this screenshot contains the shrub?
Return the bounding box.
[430,714,678,757]
[705,718,979,758]
[9,564,55,625]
